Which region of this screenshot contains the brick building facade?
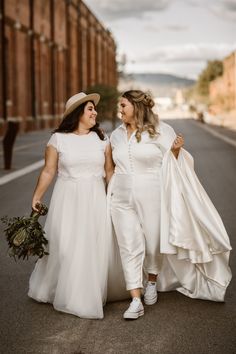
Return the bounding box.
[209,51,236,114]
[0,0,117,135]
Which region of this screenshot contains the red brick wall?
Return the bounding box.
[0,0,117,135]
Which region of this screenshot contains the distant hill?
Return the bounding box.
[119,73,195,97]
[133,73,195,86]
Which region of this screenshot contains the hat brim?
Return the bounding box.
[63,93,100,118]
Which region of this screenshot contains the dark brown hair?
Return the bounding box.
[53,101,105,140]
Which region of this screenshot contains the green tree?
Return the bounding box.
[197,60,223,97]
[86,84,120,129]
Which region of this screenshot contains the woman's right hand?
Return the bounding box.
[32,199,42,212]
[31,144,58,213]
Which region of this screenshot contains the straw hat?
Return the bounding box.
[63,92,100,118]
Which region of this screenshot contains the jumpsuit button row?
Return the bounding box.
[128,144,134,171]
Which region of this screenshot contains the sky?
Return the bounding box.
[84,0,236,79]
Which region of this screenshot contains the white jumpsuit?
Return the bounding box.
[109,122,232,301]
[110,122,174,290]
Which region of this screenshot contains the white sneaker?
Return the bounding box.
[144,281,158,305]
[123,298,144,320]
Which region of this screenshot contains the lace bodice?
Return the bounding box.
[47,132,108,178]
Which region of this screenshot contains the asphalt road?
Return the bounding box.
[0,119,235,354]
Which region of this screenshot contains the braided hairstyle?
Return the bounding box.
[121,90,159,142]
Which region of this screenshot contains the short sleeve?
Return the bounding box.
[102,134,110,150]
[109,126,121,148]
[47,133,58,151]
[109,131,114,146]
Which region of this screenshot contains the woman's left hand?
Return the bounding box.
[171,134,184,158]
[172,134,184,151]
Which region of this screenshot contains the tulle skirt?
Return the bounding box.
[28,176,109,319]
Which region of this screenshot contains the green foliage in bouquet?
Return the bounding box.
[1,203,49,261]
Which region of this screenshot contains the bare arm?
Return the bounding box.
[171,134,184,159]
[32,145,58,211]
[104,143,114,184]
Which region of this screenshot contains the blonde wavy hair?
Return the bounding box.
[122,90,159,142]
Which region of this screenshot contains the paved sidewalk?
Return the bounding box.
[204,110,236,132]
[193,120,236,148]
[197,120,236,141]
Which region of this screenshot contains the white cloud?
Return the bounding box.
[85,0,172,20]
[145,24,189,32]
[185,0,236,21]
[222,0,236,10]
[85,0,236,77]
[209,2,236,21]
[85,0,236,22]
[137,43,236,63]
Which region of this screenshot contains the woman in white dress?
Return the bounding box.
[28,92,114,319]
[109,90,232,320]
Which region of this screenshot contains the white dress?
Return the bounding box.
[28,132,109,319]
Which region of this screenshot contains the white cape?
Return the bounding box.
[106,128,232,303]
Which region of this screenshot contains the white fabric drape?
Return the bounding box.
[157,149,232,301]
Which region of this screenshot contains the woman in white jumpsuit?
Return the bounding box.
[109,90,232,320]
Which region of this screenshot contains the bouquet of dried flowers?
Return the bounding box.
[1,203,49,261]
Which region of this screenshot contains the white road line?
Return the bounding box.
[0,160,44,186]
[192,120,236,148]
[0,140,48,156]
